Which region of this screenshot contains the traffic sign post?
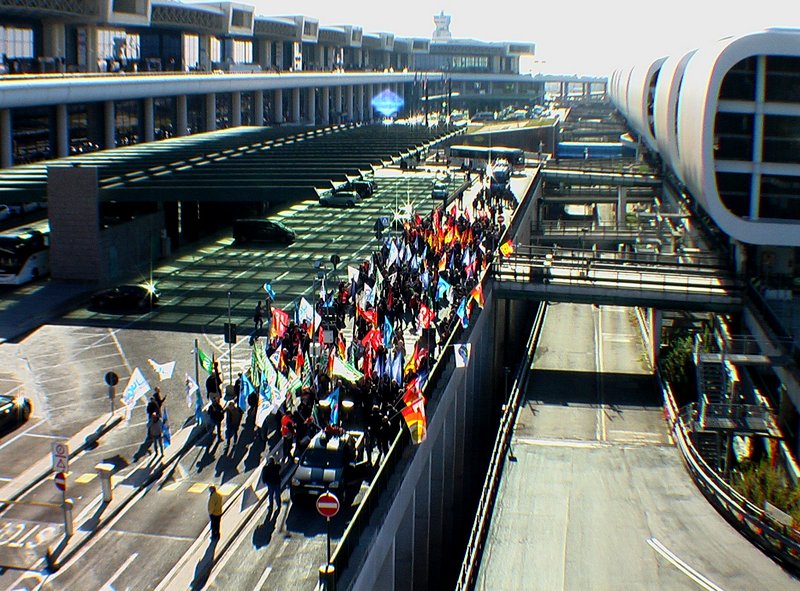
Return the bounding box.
[105,371,119,415]
[316,491,340,572]
[53,472,66,492]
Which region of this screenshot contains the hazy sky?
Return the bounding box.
[250,0,800,76]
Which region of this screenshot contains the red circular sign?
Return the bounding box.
[316,492,340,518]
[54,472,67,492]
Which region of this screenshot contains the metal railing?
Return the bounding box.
[660,375,800,573]
[455,302,547,590]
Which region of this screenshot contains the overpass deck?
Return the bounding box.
[493,245,742,311]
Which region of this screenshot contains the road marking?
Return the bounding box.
[188,482,208,494]
[108,329,133,374]
[252,566,273,591]
[218,483,237,496]
[75,473,98,484]
[594,305,606,442]
[100,552,138,590]
[515,436,607,449]
[646,537,725,591]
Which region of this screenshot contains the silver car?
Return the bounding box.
[319,191,361,208]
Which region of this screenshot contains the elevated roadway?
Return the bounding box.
[475,302,798,590]
[493,245,742,312]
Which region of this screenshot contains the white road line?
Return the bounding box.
[74,492,104,525]
[100,552,138,590]
[515,437,607,449]
[252,566,273,591]
[108,328,133,374]
[646,537,726,591]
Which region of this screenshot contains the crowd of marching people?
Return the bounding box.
[190,185,515,466]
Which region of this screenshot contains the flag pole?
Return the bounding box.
[194,338,200,401]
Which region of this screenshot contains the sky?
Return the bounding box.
[251,0,800,77]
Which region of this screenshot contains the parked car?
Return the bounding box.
[351,177,377,197]
[320,191,361,208]
[290,430,367,502]
[0,393,32,431]
[0,205,9,222]
[233,219,296,245]
[90,283,160,311]
[8,203,38,215]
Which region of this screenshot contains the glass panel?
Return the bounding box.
[763,115,800,164]
[714,112,753,160]
[760,175,800,220]
[716,172,752,217]
[719,57,756,101]
[765,56,800,103]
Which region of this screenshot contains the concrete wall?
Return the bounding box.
[98,211,165,284]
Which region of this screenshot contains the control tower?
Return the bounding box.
[433,11,452,40]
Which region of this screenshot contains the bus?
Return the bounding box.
[448,145,526,173]
[0,223,50,285]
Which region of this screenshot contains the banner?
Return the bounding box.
[332,356,364,383]
[122,367,150,408]
[185,373,199,408]
[455,343,472,368]
[198,348,214,374]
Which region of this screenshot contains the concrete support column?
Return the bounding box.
[320,86,330,126]
[257,39,270,70]
[291,87,301,124]
[617,186,628,226]
[55,104,69,158]
[273,88,283,123]
[0,109,12,168]
[205,93,217,131]
[345,85,354,122]
[199,34,212,71]
[103,100,116,149]
[356,85,364,122]
[253,90,264,126]
[142,97,155,143]
[649,309,661,366]
[365,84,374,121]
[43,21,67,63]
[334,86,343,122]
[305,88,316,126]
[231,91,242,127]
[176,95,188,136]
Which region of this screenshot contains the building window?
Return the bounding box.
[763,114,800,164]
[233,40,252,64]
[715,172,752,217]
[765,56,800,103]
[0,26,34,58]
[714,112,754,160]
[760,175,800,220]
[210,38,221,63]
[719,57,756,101]
[97,29,140,61]
[231,9,252,29]
[184,34,199,70]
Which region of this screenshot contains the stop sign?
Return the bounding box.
[316,492,340,518]
[54,472,67,492]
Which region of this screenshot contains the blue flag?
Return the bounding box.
[162,406,172,448]
[390,350,404,384]
[259,371,272,401]
[456,297,469,328]
[323,386,340,425]
[436,276,452,302]
[239,373,254,411]
[263,280,277,301]
[383,316,393,349]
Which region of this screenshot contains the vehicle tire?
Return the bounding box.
[347,201,354,208]
[18,400,31,422]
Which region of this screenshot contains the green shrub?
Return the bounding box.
[732,459,800,526]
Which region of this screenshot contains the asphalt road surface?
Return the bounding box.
[476,302,800,591]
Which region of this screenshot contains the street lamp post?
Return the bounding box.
[227,291,233,387]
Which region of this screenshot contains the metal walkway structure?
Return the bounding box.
[492,245,742,311]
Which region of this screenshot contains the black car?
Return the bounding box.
[90,284,160,311]
[233,219,296,245]
[0,394,32,431]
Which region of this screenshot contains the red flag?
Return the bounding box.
[361,328,383,351]
[401,398,427,444]
[403,376,425,406]
[295,349,305,374]
[470,283,485,308]
[318,325,324,345]
[270,308,290,338]
[357,305,378,326]
[417,303,435,329]
[438,253,447,271]
[337,333,346,359]
[449,203,457,217]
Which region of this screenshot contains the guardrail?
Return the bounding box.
[455,301,547,590]
[660,374,800,573]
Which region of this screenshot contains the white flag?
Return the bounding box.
[122,367,151,407]
[347,265,360,284]
[454,343,472,368]
[185,373,199,408]
[148,358,176,381]
[298,297,315,325]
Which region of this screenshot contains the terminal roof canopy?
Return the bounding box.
[0,124,445,204]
